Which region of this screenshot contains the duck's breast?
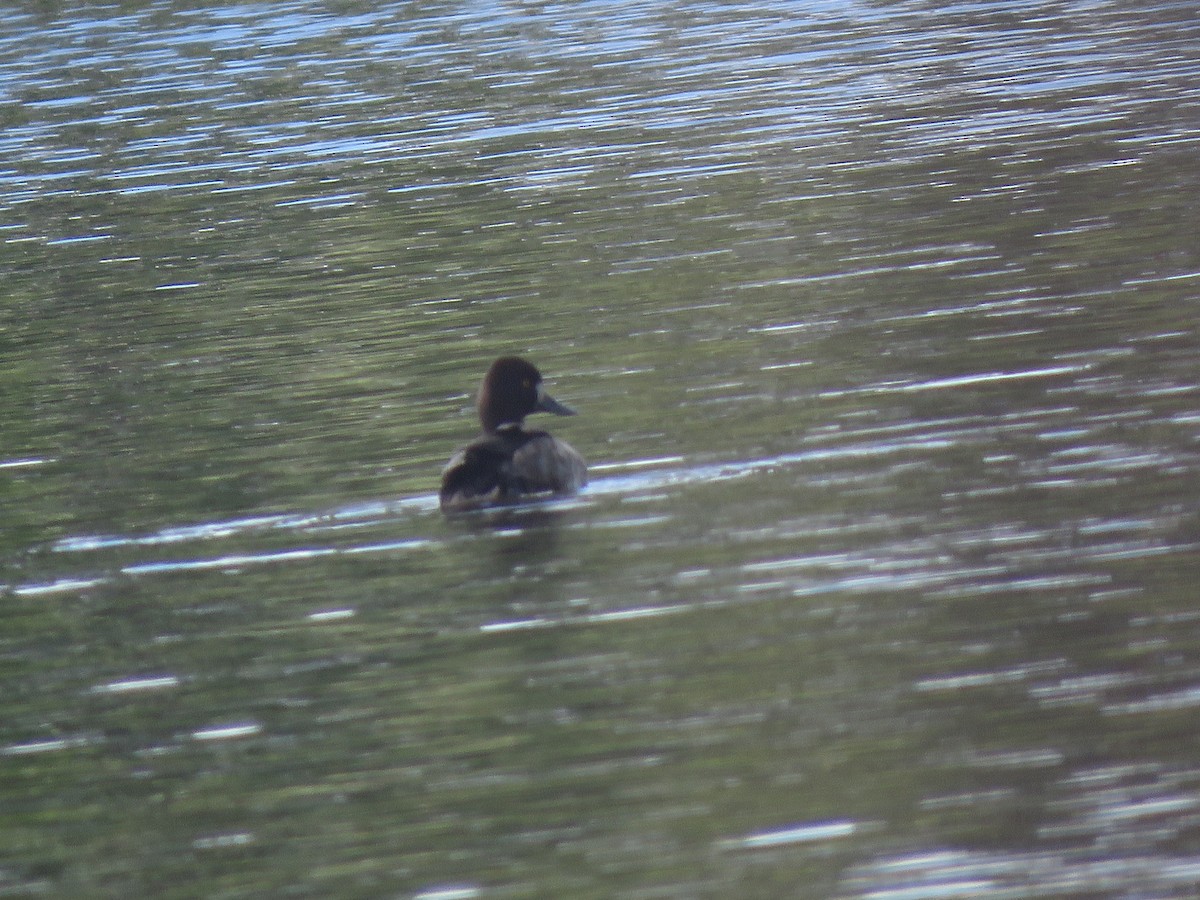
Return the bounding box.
[511,433,587,495]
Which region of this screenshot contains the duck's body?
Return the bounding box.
[440,357,587,512]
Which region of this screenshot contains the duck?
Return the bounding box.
[439,356,587,512]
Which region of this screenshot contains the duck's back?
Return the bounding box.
[439,427,586,511]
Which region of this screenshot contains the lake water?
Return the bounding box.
[3,1,1200,897]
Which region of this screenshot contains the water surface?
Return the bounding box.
[3,1,1199,897]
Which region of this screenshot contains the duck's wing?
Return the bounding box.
[439,441,509,511]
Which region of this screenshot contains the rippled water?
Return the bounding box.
[3,1,1200,897]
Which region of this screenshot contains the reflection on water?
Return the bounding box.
[3,0,1200,896]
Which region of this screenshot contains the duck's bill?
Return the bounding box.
[535,390,576,416]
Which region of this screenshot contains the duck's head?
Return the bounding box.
[477,356,576,433]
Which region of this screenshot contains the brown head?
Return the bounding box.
[476,356,576,433]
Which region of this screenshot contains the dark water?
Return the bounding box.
[3,1,1200,897]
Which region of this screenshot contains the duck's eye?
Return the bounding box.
[522,378,532,389]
